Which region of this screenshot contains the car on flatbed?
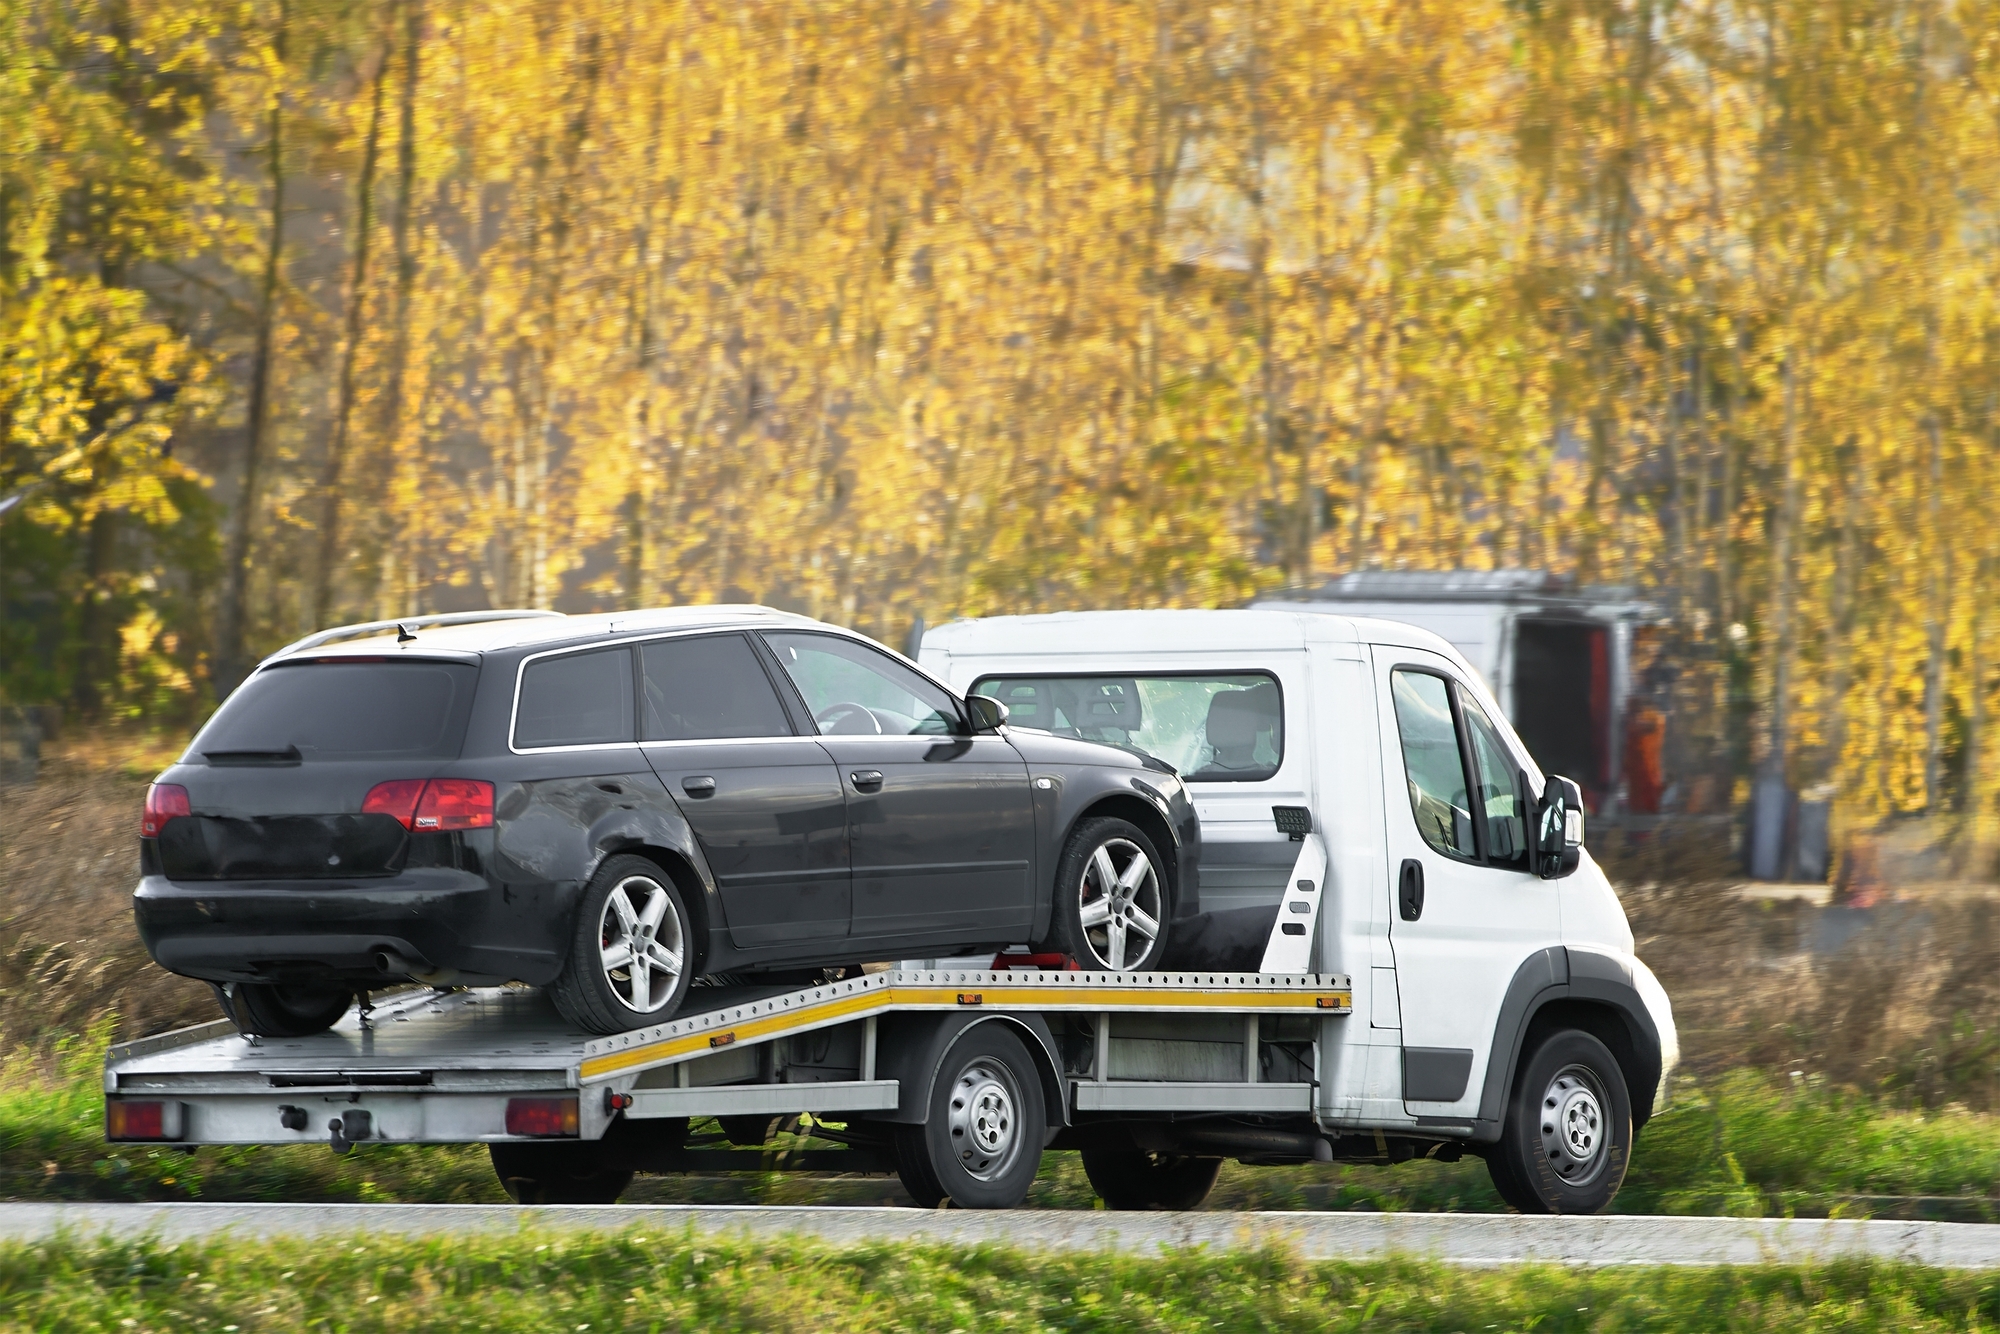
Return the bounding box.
[134,606,1199,1037]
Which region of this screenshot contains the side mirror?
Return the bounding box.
[1534,774,1585,880]
[966,693,1010,734]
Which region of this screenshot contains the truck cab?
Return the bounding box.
[923,607,1677,1212]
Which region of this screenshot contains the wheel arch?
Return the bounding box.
[1472,946,1664,1143]
[867,1010,1069,1129]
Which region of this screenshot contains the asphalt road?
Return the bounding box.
[6,1204,2000,1267]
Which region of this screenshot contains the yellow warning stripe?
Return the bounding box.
[578,985,1353,1081]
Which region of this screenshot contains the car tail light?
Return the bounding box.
[414,779,494,830]
[505,1097,579,1137]
[363,779,492,831]
[362,779,427,826]
[141,784,190,838]
[107,1099,185,1141]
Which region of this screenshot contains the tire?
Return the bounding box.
[1080,1148,1223,1210]
[488,1143,634,1204]
[227,983,352,1038]
[548,855,695,1035]
[1044,817,1170,971]
[1486,1028,1632,1215]
[893,1024,1047,1209]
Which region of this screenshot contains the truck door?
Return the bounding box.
[1370,644,1560,1121]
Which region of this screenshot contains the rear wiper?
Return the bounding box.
[202,745,303,766]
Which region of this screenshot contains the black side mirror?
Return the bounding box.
[966,693,1009,734]
[1534,774,1585,880]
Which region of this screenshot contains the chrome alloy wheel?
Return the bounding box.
[1076,837,1162,970]
[1539,1063,1609,1185]
[946,1057,1023,1182]
[597,875,684,1014]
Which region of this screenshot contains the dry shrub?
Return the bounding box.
[0,761,213,1048]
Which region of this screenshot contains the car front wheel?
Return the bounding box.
[548,854,694,1034]
[1044,817,1170,971]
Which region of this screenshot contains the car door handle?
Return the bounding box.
[681,775,716,797]
[1399,859,1425,921]
[849,770,884,791]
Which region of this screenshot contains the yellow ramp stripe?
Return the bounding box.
[579,984,1352,1081]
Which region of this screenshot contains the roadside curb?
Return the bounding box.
[5,1204,2000,1267]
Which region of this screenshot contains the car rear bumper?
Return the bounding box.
[132,870,576,988]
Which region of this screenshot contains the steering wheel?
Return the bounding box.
[815,701,884,735]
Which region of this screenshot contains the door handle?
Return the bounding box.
[1399,859,1425,921]
[849,770,884,791]
[681,775,716,797]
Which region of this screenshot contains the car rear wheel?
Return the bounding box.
[1485,1027,1632,1214]
[227,983,352,1038]
[1080,1148,1223,1210]
[548,855,695,1034]
[1044,817,1169,971]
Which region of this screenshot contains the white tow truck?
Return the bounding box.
[106,609,1674,1213]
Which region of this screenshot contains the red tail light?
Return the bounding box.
[107,1099,185,1141]
[414,779,493,830]
[361,779,427,825]
[141,784,190,838]
[363,779,494,831]
[505,1097,579,1137]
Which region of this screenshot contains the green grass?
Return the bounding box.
[10,1231,2000,1332]
[12,1022,2000,1214]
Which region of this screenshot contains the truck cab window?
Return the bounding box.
[968,673,1282,780]
[1461,695,1529,869]
[1390,669,1476,860]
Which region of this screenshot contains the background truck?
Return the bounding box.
[106,608,1675,1215]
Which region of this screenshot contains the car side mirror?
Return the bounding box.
[966,693,1009,734]
[1534,774,1585,880]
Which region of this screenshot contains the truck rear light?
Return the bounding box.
[141,784,190,838]
[107,1099,185,1141]
[505,1097,579,1137]
[363,779,493,830]
[414,779,493,830]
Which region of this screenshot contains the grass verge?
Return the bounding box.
[9,1231,2000,1332]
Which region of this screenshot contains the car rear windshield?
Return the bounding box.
[192,659,482,762]
[970,672,1282,781]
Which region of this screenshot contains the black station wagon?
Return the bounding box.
[135,607,1200,1035]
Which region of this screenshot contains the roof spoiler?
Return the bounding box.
[265,610,565,663]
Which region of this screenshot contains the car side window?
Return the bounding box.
[639,634,795,741]
[1390,669,1476,860]
[1461,695,1529,869]
[762,632,961,736]
[515,647,635,748]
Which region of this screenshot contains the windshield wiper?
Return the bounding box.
[202,745,303,766]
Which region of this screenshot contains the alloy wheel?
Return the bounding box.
[597,875,684,1014]
[1076,837,1162,970]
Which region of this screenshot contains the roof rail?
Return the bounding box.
[267,610,565,661]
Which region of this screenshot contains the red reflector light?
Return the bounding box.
[106,1100,184,1141]
[414,779,494,831]
[363,779,493,831]
[505,1097,580,1137]
[141,784,190,838]
[362,779,427,826]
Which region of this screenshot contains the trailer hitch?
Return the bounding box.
[327,1108,372,1154]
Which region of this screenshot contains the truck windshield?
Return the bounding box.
[970,673,1281,781]
[191,659,481,762]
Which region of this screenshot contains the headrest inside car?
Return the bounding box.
[1206,683,1280,759]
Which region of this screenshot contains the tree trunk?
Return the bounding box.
[1924,412,1948,811]
[373,0,424,620]
[214,0,289,697]
[312,21,392,629]
[1763,352,1800,784]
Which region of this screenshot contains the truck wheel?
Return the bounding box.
[893,1023,1047,1209]
[228,983,352,1038]
[1486,1028,1632,1215]
[1080,1148,1223,1210]
[489,1143,633,1204]
[548,855,694,1034]
[1046,818,1170,971]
